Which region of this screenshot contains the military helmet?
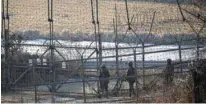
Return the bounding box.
[167,59,172,64]
[101,64,106,69]
[128,61,133,67]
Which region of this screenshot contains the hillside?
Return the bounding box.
[6,0,204,36]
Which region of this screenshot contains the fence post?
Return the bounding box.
[32,59,37,103]
[96,49,100,96]
[114,4,119,78]
[178,42,183,73]
[142,43,145,88]
[5,29,11,92]
[133,49,138,100]
[115,41,119,77]
[81,55,86,103]
[91,0,100,95]
[196,33,200,60]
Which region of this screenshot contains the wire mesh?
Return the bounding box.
[1,0,206,103]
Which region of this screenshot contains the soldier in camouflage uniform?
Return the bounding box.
[126,61,136,97]
[164,59,174,85]
[99,64,110,97]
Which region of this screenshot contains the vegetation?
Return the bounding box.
[8,0,198,36]
[2,0,205,102]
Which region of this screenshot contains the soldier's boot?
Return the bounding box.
[105,90,109,98]
[129,88,132,97]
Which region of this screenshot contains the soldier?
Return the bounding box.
[99,64,110,97]
[164,59,174,85]
[126,61,136,97]
[190,59,206,103]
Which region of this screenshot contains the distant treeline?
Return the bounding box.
[15,30,198,45]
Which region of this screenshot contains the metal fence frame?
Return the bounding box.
[1,0,205,103]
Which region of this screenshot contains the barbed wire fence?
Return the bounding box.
[1,0,206,103]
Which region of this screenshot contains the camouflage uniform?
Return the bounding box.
[126,61,136,97]
[99,64,110,97]
[164,59,174,85]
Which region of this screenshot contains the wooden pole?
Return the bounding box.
[178,42,183,73]
[4,0,11,91]
[142,43,145,88]
[47,0,56,102]
[90,0,100,95]
[96,0,102,66]
[81,55,86,103]
[32,60,37,103]
[133,49,138,100]
[5,29,10,91]
[1,0,5,38]
[125,0,131,29]
[196,31,200,60]
[114,4,119,77]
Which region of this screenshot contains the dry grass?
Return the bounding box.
[6,0,196,36]
[136,74,194,103]
[1,73,194,103]
[1,97,21,103]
